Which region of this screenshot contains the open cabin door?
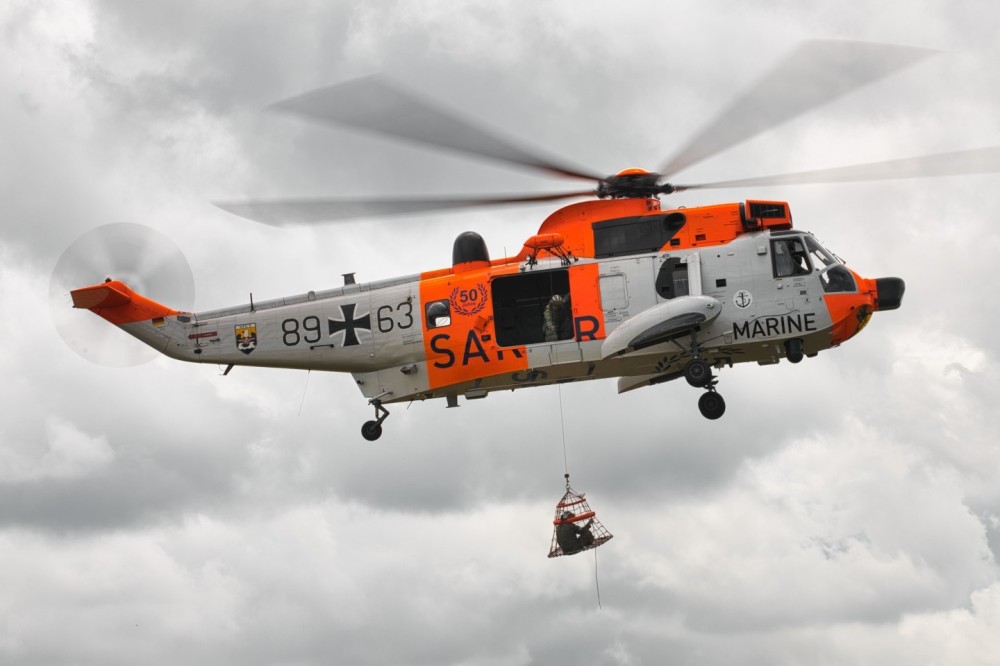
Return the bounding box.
[491,268,570,347]
[491,264,604,366]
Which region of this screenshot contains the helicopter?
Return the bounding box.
[66,40,1000,440]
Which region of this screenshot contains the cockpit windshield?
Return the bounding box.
[804,235,856,293]
[803,235,838,269]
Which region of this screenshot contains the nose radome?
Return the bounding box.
[875,277,905,311]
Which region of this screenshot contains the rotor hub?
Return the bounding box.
[597,168,674,199]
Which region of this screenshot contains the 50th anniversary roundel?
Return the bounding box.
[450,284,488,316]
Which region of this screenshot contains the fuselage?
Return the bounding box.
[80,197,902,408]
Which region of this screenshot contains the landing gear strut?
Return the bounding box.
[361,399,390,441]
[682,332,726,420]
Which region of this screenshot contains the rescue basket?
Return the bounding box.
[547,477,613,558]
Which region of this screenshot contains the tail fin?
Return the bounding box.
[71,280,179,325]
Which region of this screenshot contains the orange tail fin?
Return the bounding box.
[71,280,179,325]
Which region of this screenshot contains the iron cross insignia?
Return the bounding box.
[328,303,371,347]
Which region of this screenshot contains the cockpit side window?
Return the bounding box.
[772,238,811,277]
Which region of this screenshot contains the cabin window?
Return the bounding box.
[425,300,451,329]
[492,269,571,346]
[771,238,811,277]
[655,257,689,299]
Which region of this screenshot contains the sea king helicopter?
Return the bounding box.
[66,41,1000,440]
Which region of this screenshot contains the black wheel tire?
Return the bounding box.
[698,391,726,420]
[785,338,804,364]
[684,359,712,387]
[361,421,383,441]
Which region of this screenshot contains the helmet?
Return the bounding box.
[561,510,573,520]
[550,294,564,307]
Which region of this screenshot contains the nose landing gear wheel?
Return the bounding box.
[785,338,804,364]
[684,358,713,387]
[698,391,726,420]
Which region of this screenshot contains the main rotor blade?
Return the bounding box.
[270,76,602,182]
[671,146,1000,191]
[215,190,595,226]
[659,40,937,179]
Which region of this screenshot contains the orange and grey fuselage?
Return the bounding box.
[72,197,903,435]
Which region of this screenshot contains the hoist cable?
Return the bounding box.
[298,369,311,416]
[557,383,569,477]
[594,547,603,610]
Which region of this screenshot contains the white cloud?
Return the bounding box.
[617,417,993,632]
[897,582,1000,664]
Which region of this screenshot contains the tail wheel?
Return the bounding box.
[361,421,383,441]
[698,391,726,420]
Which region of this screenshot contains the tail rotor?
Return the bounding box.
[49,223,194,366]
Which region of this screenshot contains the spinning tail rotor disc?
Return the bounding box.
[49,223,194,367]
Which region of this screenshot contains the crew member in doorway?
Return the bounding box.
[556,510,595,555]
[543,294,573,342]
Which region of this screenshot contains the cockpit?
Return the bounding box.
[771,233,856,293]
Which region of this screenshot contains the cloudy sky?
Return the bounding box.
[3,1,1000,664]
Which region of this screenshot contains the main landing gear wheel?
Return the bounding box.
[361,399,390,441]
[684,358,712,387]
[698,391,726,420]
